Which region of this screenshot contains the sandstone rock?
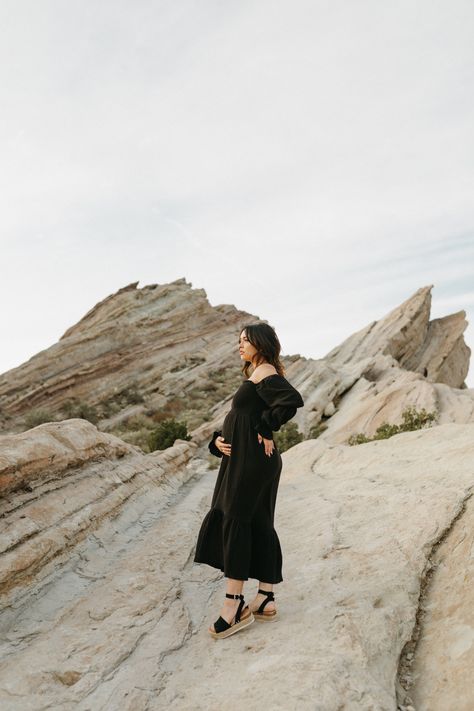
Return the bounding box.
[189,284,474,449]
[0,418,134,497]
[323,285,470,388]
[1,421,473,709]
[0,279,257,435]
[1,282,471,454]
[0,420,197,598]
[407,489,474,711]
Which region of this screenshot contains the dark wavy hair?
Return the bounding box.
[240,322,285,379]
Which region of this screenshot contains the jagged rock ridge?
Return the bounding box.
[0,282,472,451]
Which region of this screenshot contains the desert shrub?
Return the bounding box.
[119,428,154,451]
[23,409,58,429]
[348,406,438,446]
[307,422,328,439]
[148,418,192,452]
[150,398,184,422]
[119,384,145,405]
[170,362,188,373]
[98,384,145,418]
[61,399,99,424]
[121,413,154,430]
[274,422,304,453]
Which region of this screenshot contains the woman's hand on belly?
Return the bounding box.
[257,433,275,457]
[215,436,231,457]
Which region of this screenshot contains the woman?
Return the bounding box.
[193,322,304,639]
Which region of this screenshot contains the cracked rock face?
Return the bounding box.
[407,493,474,711]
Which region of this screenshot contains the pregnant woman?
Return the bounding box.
[193,322,304,639]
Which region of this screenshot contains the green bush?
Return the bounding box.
[98,384,145,418]
[118,384,145,405]
[307,422,328,440]
[274,421,304,453]
[348,406,438,446]
[119,428,154,452]
[61,399,99,425]
[23,409,58,429]
[148,417,192,452]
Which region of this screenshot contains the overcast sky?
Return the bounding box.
[1,0,473,385]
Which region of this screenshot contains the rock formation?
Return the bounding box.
[0,419,473,709]
[0,280,473,709]
[0,278,257,438]
[0,281,472,451]
[0,419,197,599]
[197,285,473,448]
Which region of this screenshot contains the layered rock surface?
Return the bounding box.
[0,420,197,600]
[198,286,473,447]
[0,420,473,710]
[0,278,258,435]
[1,282,472,453]
[0,281,473,710]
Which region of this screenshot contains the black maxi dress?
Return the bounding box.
[193,373,304,583]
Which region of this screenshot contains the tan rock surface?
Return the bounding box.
[407,489,474,711]
[0,421,473,709]
[192,284,473,448]
[0,282,472,455]
[0,281,473,709]
[0,420,197,598]
[324,285,470,388]
[0,279,257,435]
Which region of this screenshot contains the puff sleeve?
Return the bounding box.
[208,429,223,457]
[253,375,304,440]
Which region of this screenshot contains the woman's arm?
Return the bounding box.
[253,375,304,440]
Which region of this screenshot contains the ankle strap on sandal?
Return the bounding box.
[257,588,274,598]
[225,592,245,622]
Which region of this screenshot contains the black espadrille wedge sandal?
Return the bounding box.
[253,588,277,621]
[208,593,254,639]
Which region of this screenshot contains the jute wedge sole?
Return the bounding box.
[252,588,278,621]
[209,593,255,639]
[254,609,277,621]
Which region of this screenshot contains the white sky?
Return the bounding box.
[1,0,473,385]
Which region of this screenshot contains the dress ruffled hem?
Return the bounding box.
[193,507,283,583]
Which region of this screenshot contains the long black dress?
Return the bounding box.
[193,373,304,583]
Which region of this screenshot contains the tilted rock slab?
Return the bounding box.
[0,421,473,709]
[194,285,474,449]
[1,281,472,453]
[0,278,259,434]
[0,419,197,600]
[324,285,470,388]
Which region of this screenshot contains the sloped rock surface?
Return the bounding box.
[407,490,474,711]
[0,282,472,454]
[1,422,473,709]
[0,279,256,434]
[0,420,197,599]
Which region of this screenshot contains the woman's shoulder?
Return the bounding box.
[250,364,279,384]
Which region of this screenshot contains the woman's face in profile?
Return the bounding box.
[239,330,258,363]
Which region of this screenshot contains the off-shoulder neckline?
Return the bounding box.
[245,374,282,386]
